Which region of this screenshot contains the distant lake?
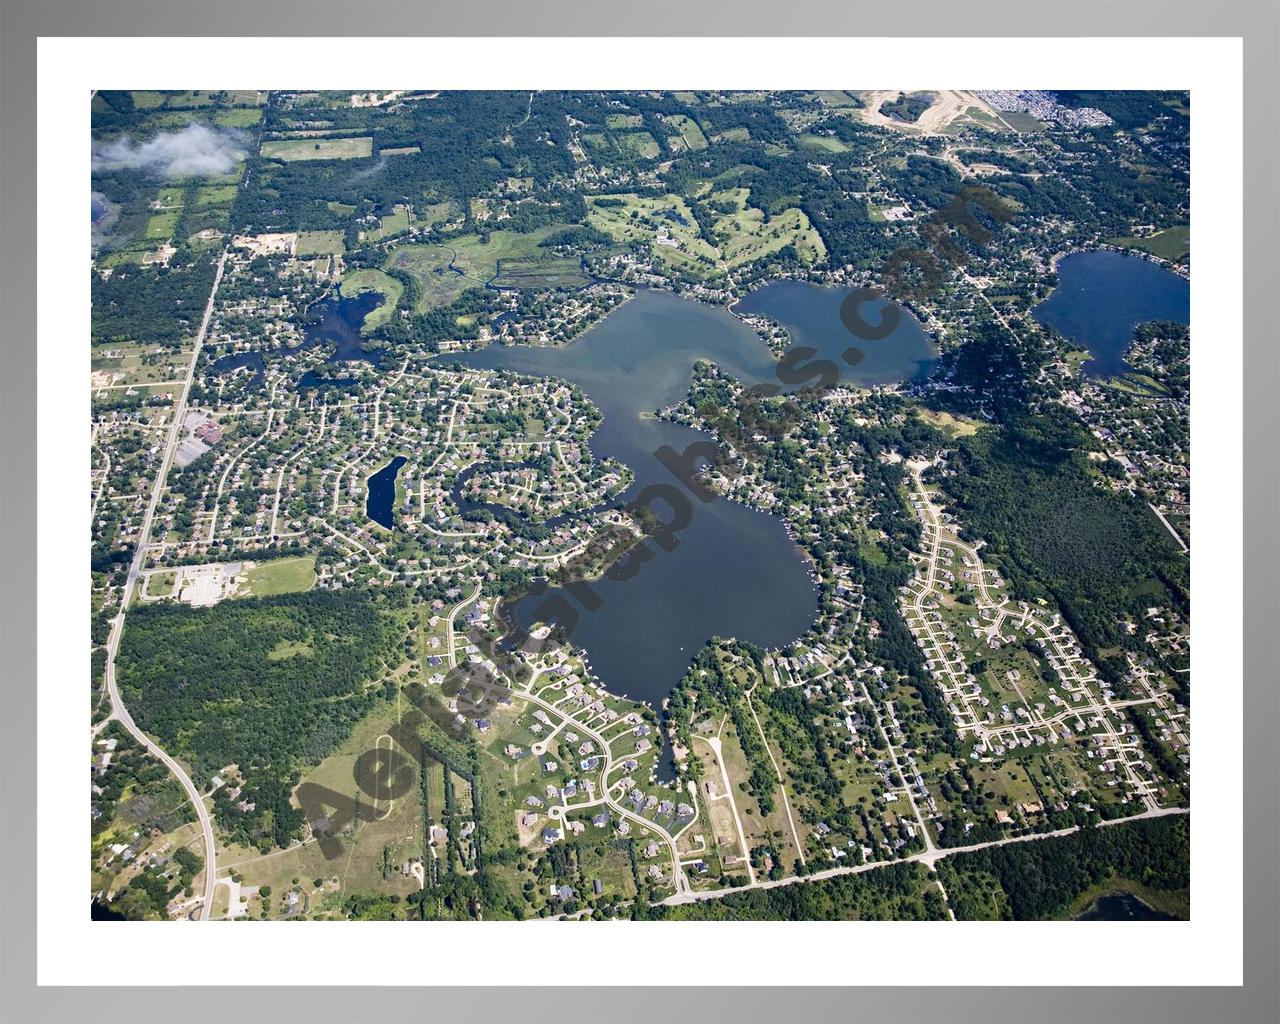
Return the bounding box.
[1074,890,1178,921]
[210,288,386,389]
[443,285,929,710]
[1033,250,1189,377]
[90,898,127,921]
[366,455,407,530]
[733,279,938,386]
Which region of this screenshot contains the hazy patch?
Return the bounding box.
[93,124,247,178]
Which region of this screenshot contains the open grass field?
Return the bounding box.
[587,190,823,276]
[129,91,168,109]
[143,570,178,599]
[340,269,404,332]
[165,91,221,109]
[385,245,476,311]
[605,112,644,129]
[812,90,863,108]
[295,230,345,257]
[261,136,374,162]
[221,700,424,918]
[384,223,574,311]
[491,256,589,290]
[237,556,317,598]
[998,109,1046,133]
[709,187,826,267]
[662,113,709,152]
[615,131,661,159]
[798,133,851,153]
[587,194,717,271]
[1107,225,1190,262]
[144,210,180,240]
[214,107,264,128]
[194,184,238,206]
[91,342,192,386]
[381,145,421,156]
[716,715,800,873]
[92,381,181,408]
[362,204,413,242]
[916,407,984,438]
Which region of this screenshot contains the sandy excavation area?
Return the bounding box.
[853,90,1009,134]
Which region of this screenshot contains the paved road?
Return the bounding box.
[97,249,228,921]
[663,804,1188,907]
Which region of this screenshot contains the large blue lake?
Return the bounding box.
[733,278,938,386]
[1033,250,1189,377]
[444,284,929,708]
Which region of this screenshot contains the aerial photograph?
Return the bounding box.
[89,88,1191,923]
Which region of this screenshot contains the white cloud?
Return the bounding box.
[93,124,247,178]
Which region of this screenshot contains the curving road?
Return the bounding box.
[97,249,228,920]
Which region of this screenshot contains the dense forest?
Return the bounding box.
[91,254,219,347]
[650,860,947,920]
[941,405,1189,667]
[116,588,408,848]
[938,814,1189,920]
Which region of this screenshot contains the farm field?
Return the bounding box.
[261,136,374,162]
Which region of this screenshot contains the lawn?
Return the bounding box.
[143,570,178,599]
[340,269,404,332]
[237,556,317,598]
[260,136,374,162]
